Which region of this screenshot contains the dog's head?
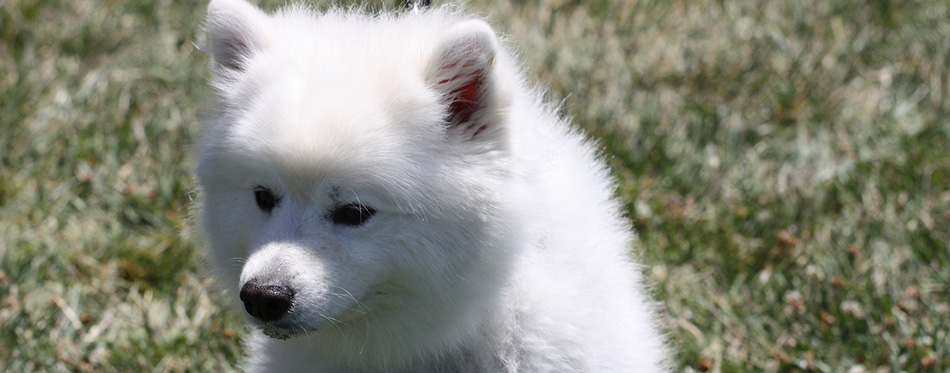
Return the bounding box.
[195,0,520,363]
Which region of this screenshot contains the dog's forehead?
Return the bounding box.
[211,15,447,196]
[225,80,432,190]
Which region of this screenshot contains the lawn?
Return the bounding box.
[1,0,947,371]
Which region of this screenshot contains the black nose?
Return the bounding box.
[239,281,294,321]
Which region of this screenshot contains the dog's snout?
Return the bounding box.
[240,281,295,321]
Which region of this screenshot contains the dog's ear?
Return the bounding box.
[206,0,270,74]
[426,20,503,142]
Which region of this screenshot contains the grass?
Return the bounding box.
[1,0,947,371]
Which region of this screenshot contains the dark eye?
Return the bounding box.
[329,203,375,226]
[254,186,280,213]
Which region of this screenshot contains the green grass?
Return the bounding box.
[1,0,947,371]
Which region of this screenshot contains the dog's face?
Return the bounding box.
[198,83,439,339]
[197,0,515,345]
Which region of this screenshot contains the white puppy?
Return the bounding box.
[196,0,669,371]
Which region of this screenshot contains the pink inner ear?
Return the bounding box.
[445,70,483,127]
[429,37,496,139]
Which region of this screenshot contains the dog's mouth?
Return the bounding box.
[257,322,298,340]
[249,313,330,340]
[246,289,374,340]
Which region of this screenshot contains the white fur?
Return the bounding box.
[196,0,669,371]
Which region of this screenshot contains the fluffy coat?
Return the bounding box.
[196,0,669,371]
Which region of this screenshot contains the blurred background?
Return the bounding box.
[1,0,947,371]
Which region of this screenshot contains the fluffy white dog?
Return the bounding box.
[196,0,669,371]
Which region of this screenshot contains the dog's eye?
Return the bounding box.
[329,203,375,226]
[254,186,280,213]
